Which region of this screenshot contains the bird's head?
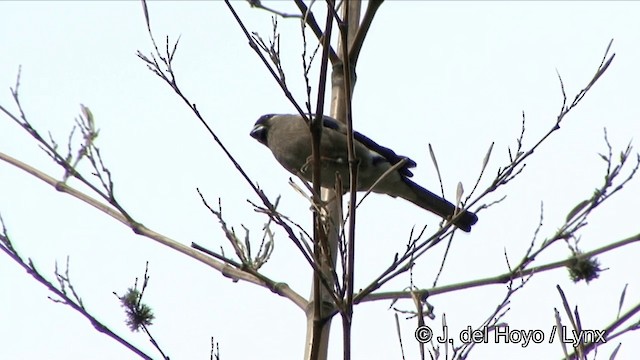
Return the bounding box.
[250,114,276,146]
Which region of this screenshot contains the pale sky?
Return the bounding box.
[1,1,639,359]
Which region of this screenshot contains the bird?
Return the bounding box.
[250,114,478,232]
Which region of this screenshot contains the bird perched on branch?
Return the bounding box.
[250,114,478,232]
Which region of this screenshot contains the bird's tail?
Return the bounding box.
[400,178,478,232]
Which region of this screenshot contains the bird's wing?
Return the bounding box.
[321,116,416,177]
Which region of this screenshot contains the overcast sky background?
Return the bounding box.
[1,1,639,359]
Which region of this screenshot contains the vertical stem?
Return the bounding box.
[304,1,362,359]
[339,2,361,359]
[305,2,337,360]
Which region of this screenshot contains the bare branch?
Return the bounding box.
[359,231,640,303]
[0,217,154,359]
